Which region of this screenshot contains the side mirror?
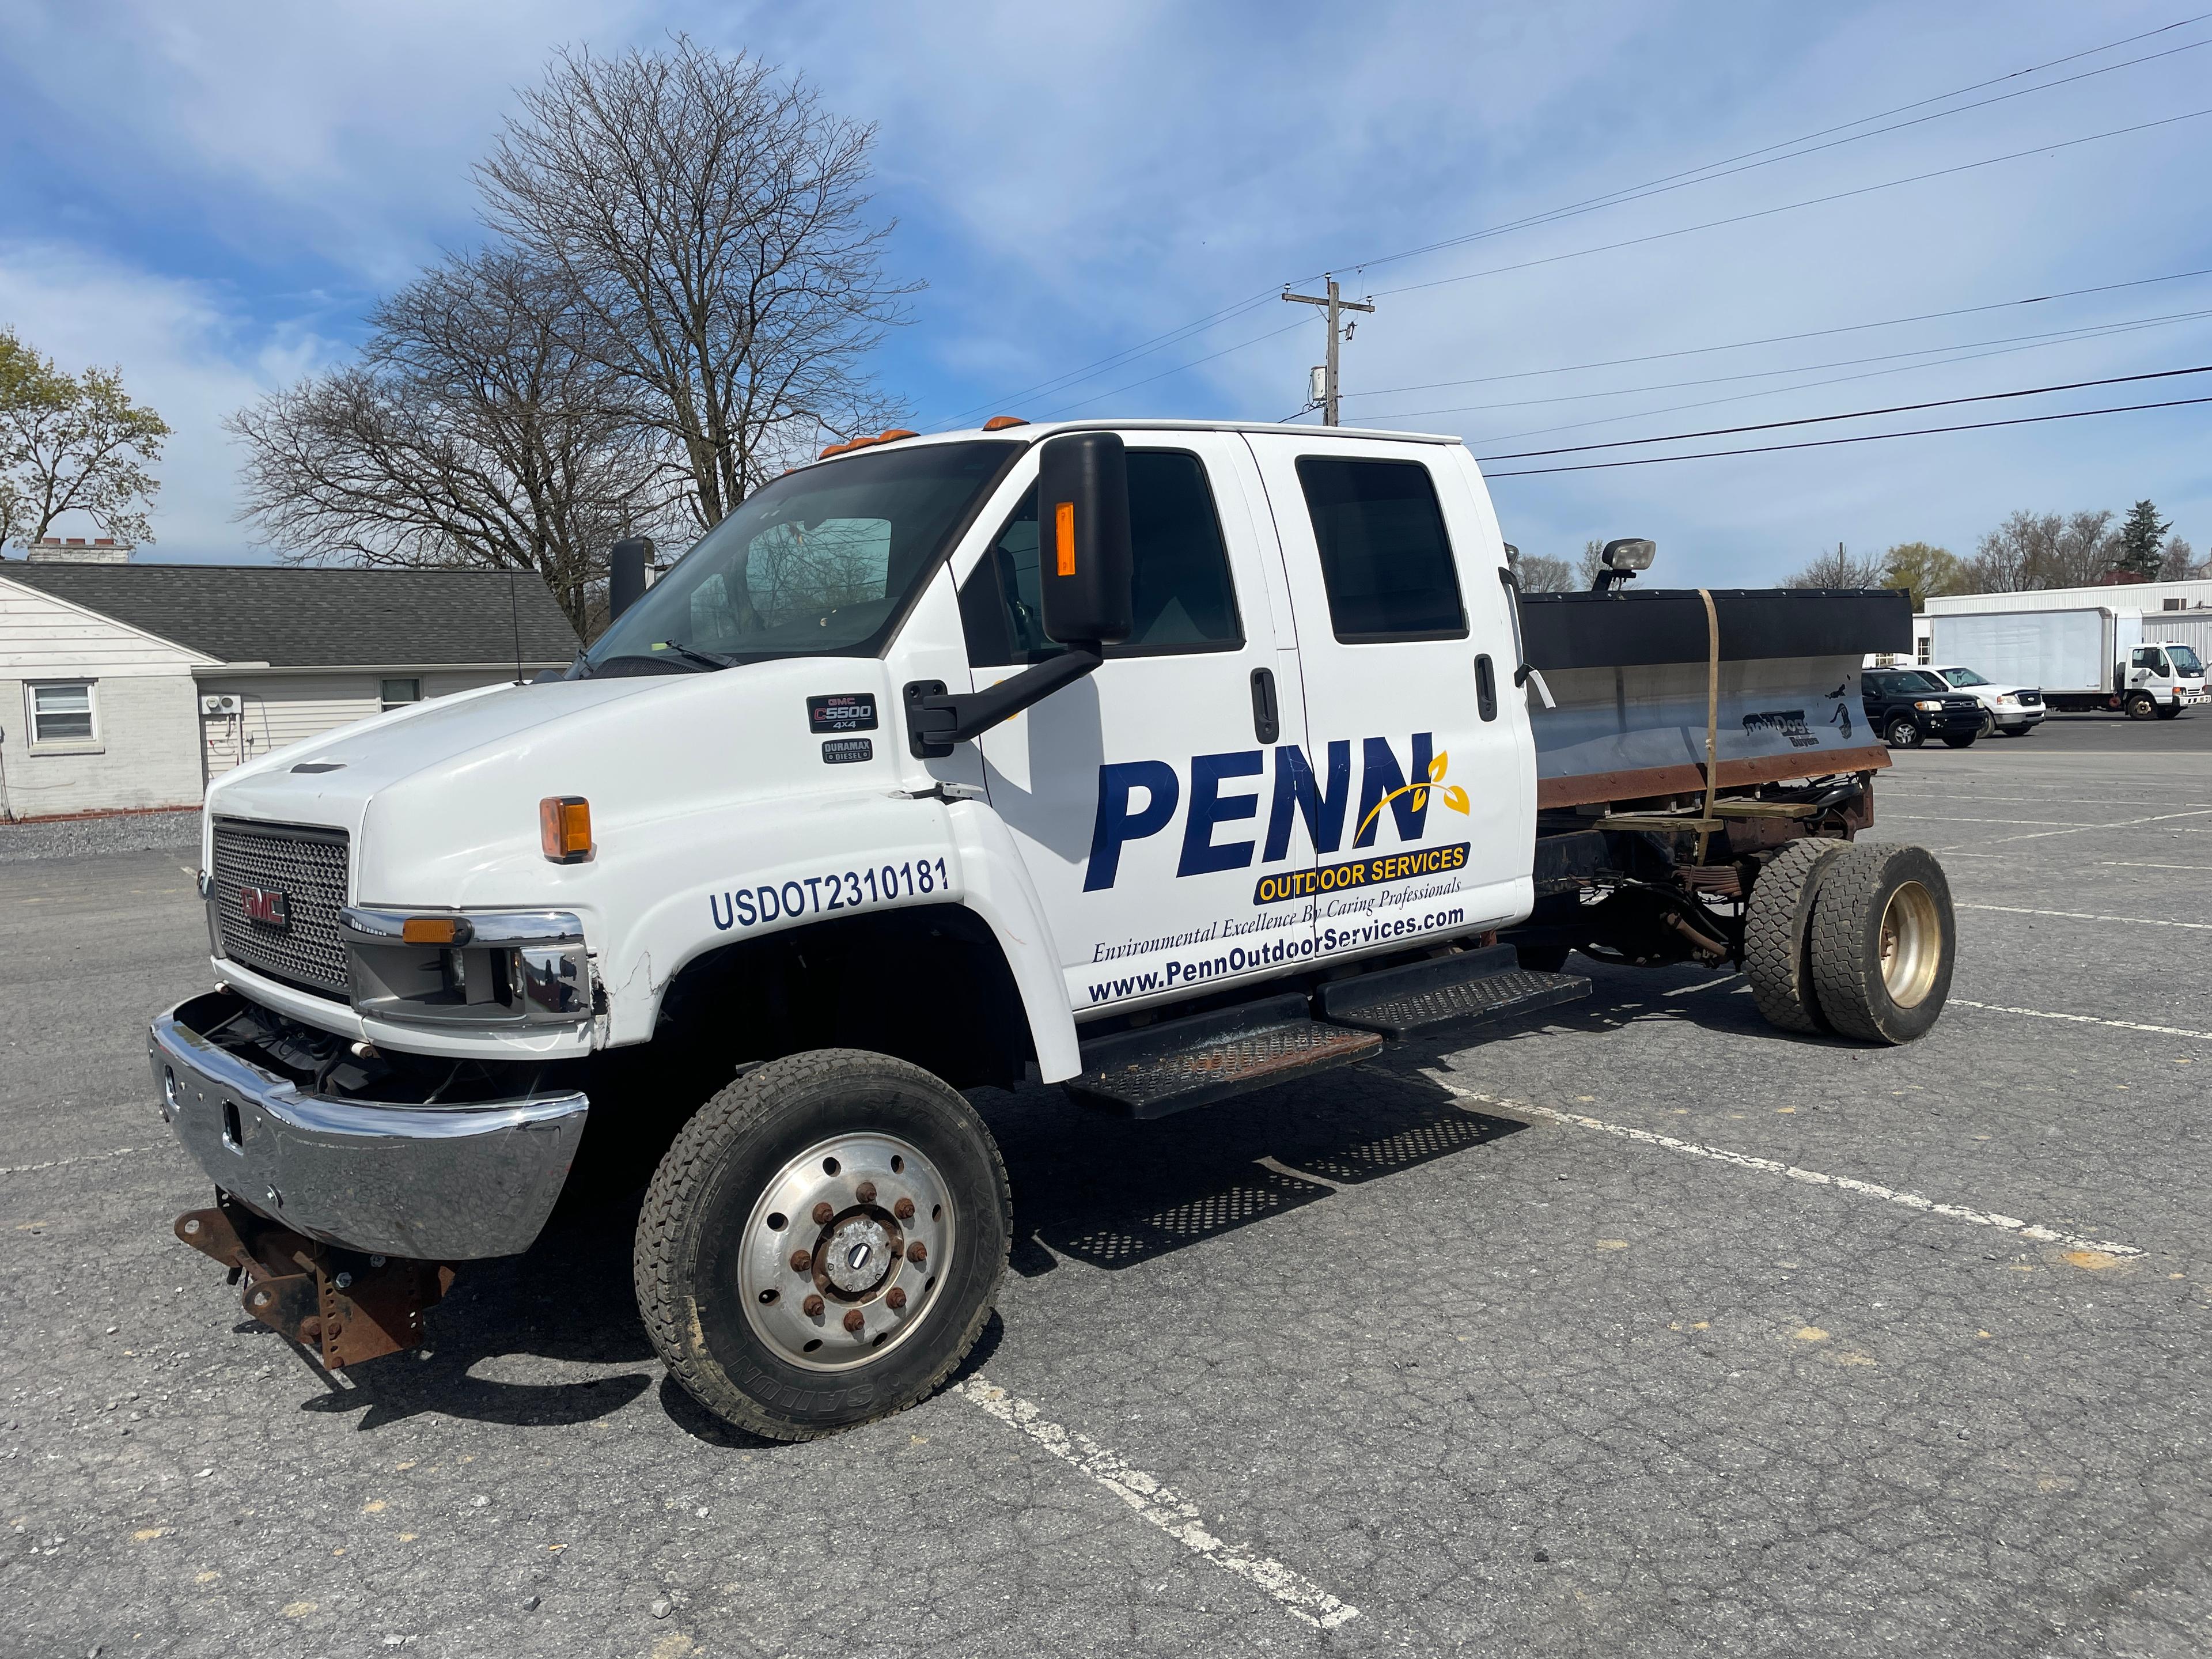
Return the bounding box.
[1036,431,1133,647]
[903,432,1134,756]
[609,537,655,622]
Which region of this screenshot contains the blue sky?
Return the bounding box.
[3,0,2209,584]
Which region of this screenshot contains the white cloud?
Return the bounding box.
[0,242,343,560]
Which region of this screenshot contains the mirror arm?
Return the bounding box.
[912,645,1104,745]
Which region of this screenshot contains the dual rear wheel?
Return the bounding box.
[1745,840,1955,1043]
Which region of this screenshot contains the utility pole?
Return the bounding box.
[1282,277,1376,425]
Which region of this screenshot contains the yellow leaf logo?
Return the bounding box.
[1353,748,1472,840]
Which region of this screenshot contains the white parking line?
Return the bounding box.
[0,1143,158,1177]
[1416,1071,2142,1257]
[1949,999,2212,1042]
[1965,808,2212,847]
[1957,903,2212,931]
[2094,861,2212,872]
[955,1377,1361,1630]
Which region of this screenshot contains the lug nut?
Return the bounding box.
[885,1287,907,1312]
[893,1197,915,1221]
[906,1241,926,1264]
[812,1202,835,1226]
[802,1294,824,1318]
[855,1180,877,1205]
[789,1249,812,1273]
[842,1309,865,1334]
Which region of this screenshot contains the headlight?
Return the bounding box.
[338,907,593,1027]
[1996,695,2019,706]
[1914,700,1944,711]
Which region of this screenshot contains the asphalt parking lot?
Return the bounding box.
[5,716,2210,1659]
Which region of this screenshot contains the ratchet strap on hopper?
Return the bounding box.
[1694,587,1719,862]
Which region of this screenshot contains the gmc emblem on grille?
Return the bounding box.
[240,886,290,930]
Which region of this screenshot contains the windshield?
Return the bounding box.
[1892,671,1948,694]
[1940,668,1989,687]
[2168,645,2204,676]
[582,440,1020,674]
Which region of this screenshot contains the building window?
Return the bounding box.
[380,678,422,710]
[28,681,97,747]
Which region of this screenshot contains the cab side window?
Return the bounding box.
[1296,456,1466,642]
[960,449,1242,666]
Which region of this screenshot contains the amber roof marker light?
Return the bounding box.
[539,796,593,864]
[983,415,1029,431]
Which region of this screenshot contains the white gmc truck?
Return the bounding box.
[151,419,1955,1438]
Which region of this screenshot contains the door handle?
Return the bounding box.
[1249,668,1280,744]
[1474,654,1497,722]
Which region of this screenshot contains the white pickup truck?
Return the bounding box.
[151,419,1954,1438]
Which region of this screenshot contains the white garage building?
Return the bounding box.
[0,558,579,821]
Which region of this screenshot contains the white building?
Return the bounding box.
[0,559,579,821]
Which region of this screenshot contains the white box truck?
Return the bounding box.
[1929,606,2207,718]
[150,418,1952,1440]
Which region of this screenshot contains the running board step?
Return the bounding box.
[1068,994,1383,1120]
[1316,944,1590,1038]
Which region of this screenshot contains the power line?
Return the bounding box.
[1372,105,2212,300]
[1470,362,2212,462]
[927,15,2212,430]
[1458,308,2212,448]
[1388,309,2212,419]
[1335,265,2212,402]
[1305,18,2212,285]
[1482,393,2212,477]
[1028,317,1311,420]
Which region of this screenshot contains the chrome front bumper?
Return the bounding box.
[149,992,589,1260]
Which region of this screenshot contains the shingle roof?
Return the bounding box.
[0,562,581,668]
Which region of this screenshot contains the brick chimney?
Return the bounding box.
[25,537,132,564]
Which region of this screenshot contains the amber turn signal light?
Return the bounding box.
[540,796,593,863]
[400,915,472,946]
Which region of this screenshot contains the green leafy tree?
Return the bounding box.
[2114,499,2169,581]
[1880,540,1963,608]
[0,328,171,547]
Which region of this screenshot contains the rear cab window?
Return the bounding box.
[1293,456,1466,642]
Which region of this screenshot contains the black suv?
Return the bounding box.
[1862,667,1984,748]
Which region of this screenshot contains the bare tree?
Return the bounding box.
[1513,552,1576,592]
[2159,533,2199,580]
[0,328,169,546]
[1962,510,2052,592]
[228,251,683,630]
[1577,539,1607,588]
[477,39,918,532]
[1785,542,1887,588]
[2039,509,2118,588]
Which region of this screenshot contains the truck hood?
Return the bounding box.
[207,676,665,828]
[202,657,908,908]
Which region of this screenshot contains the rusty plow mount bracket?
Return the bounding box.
[173,1200,454,1369]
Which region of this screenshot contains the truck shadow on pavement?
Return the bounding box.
[297,964,1808,1437]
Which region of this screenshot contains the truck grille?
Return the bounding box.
[210,819,351,998]
[2018,690,2043,707]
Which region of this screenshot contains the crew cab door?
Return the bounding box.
[1243,434,1535,961]
[954,433,1313,1015]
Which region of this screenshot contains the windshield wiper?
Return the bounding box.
[654,640,740,671]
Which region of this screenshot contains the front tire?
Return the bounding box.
[1941,734,1976,748]
[1885,715,1922,749]
[1745,838,1849,1033]
[2127,691,2159,720]
[634,1049,1011,1441]
[1806,843,1955,1044]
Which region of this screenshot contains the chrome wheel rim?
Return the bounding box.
[738,1133,954,1372]
[1877,881,1941,1008]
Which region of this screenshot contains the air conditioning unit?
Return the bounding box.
[200,694,240,715]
